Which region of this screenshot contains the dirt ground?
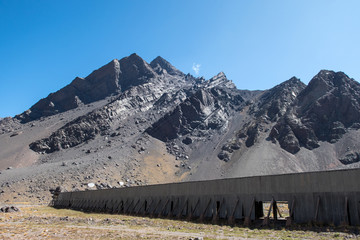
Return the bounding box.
[0,203,360,239]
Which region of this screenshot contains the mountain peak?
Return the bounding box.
[128,52,142,59]
[311,70,351,87]
[117,54,157,90]
[297,70,353,107]
[206,72,236,89]
[287,76,301,83]
[278,77,305,90]
[250,76,306,121]
[150,56,183,76]
[209,72,227,82]
[215,71,226,78]
[121,53,148,66]
[151,56,167,64]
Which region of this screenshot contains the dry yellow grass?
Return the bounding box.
[0,204,359,239]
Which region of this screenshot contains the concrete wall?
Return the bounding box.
[52,168,360,226]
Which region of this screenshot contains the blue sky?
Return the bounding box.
[0,0,359,117]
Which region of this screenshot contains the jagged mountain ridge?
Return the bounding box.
[28,56,202,153]
[15,53,188,123]
[269,70,360,154]
[1,53,360,204]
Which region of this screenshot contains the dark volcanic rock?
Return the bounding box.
[339,152,360,165]
[30,110,111,153]
[270,70,360,154]
[0,206,19,213]
[269,123,301,154]
[218,151,230,162]
[245,123,260,147]
[250,77,306,121]
[182,137,193,145]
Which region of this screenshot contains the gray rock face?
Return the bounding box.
[0,117,21,135]
[270,70,360,154]
[117,53,157,90]
[217,77,306,156]
[146,74,245,142]
[150,56,184,76]
[250,77,306,121]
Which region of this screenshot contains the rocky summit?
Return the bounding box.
[1,53,360,203]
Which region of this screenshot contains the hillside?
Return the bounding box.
[1,54,360,203]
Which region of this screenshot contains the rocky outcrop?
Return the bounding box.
[30,110,111,153]
[250,77,306,122]
[0,206,19,213]
[215,77,306,159]
[339,152,360,165]
[146,74,245,142]
[0,117,21,135]
[218,138,242,162]
[270,70,360,154]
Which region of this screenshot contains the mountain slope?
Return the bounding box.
[1,55,360,204]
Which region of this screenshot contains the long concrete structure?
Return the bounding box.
[52,168,360,226]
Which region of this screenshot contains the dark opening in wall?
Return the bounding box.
[145,200,148,212]
[171,201,174,212]
[255,201,263,219]
[216,201,220,213]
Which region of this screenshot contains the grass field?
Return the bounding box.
[0,204,359,239]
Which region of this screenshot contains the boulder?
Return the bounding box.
[339,152,360,165]
[182,137,193,145]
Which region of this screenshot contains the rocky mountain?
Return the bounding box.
[269,70,360,154]
[249,77,306,122]
[15,54,176,123]
[1,53,360,204]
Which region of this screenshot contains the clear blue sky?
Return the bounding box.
[1,0,359,118]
